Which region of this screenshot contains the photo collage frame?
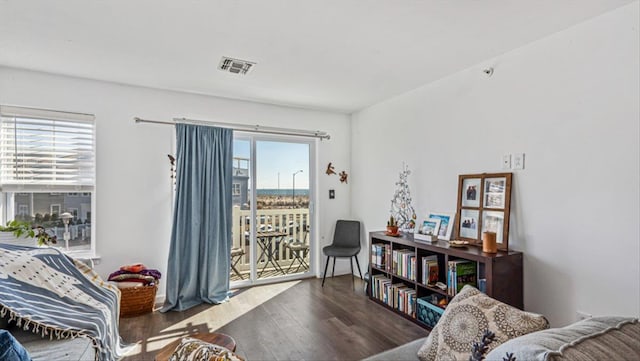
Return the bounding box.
[455,172,513,250]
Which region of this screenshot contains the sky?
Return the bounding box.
[234,139,310,189]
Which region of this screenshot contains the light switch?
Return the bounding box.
[329,189,335,199]
[502,154,512,170]
[513,153,525,170]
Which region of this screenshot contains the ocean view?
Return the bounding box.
[257,188,309,196]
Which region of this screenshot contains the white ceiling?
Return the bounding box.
[0,0,634,113]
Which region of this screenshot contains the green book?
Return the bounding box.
[455,260,477,293]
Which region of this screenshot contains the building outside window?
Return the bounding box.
[50,204,61,217]
[0,105,95,254]
[17,205,28,216]
[232,183,241,196]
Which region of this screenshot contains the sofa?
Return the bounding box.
[0,245,127,361]
[364,316,640,361]
[363,285,639,361]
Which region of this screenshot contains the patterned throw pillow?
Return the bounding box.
[417,285,549,361]
[169,337,243,361]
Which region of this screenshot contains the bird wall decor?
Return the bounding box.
[326,162,336,175]
[339,171,348,184]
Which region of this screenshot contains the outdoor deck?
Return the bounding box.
[229,207,310,282]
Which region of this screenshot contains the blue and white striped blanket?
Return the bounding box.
[0,243,130,360]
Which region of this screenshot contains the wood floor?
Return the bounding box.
[119,275,427,360]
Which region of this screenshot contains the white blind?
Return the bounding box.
[0,105,95,192]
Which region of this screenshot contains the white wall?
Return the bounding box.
[0,67,352,295]
[351,3,639,327]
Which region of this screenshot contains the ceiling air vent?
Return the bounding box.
[218,57,256,75]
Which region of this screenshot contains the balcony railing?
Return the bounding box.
[230,206,310,281]
[0,224,91,251]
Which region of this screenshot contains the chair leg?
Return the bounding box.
[295,255,309,273]
[354,256,363,280]
[350,257,355,287]
[288,250,309,274]
[322,255,330,287]
[285,249,298,273]
[231,256,244,280]
[331,257,336,278]
[231,264,243,279]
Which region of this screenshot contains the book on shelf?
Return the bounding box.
[447,259,477,296]
[478,278,487,293]
[383,280,393,305]
[390,282,404,307]
[398,287,416,316]
[455,260,477,293]
[371,244,376,267]
[406,289,417,317]
[427,261,438,286]
[371,274,391,302]
[371,243,389,269]
[421,255,439,286]
[447,261,454,295]
[392,249,415,281]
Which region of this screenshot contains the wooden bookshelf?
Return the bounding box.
[368,231,523,329]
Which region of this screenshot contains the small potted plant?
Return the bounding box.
[34,226,57,247]
[0,221,57,247]
[0,220,36,246]
[386,215,399,236]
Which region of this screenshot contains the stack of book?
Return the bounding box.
[421,255,439,286]
[392,249,416,281]
[394,284,417,317]
[447,259,477,296]
[371,243,390,269]
[370,275,416,317]
[370,274,392,303]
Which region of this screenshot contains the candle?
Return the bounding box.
[482,231,497,253]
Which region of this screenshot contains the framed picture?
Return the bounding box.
[414,218,441,241]
[427,212,454,241]
[455,172,512,250]
[484,177,507,209]
[459,209,479,239]
[461,177,481,208]
[482,211,505,245]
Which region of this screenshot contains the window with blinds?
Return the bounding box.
[0,105,95,192]
[0,105,95,253]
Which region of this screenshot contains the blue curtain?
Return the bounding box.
[161,124,233,312]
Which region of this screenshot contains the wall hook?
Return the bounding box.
[483,67,494,77]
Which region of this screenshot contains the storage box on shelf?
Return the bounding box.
[368,231,523,330]
[416,296,445,328]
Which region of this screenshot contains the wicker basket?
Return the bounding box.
[119,284,157,318]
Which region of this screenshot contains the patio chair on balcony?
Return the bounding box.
[230,247,245,280]
[284,225,309,273]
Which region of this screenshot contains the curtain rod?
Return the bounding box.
[134,117,330,140]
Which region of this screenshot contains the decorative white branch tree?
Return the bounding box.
[390,163,417,232]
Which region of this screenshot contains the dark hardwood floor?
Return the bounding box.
[119,275,427,360]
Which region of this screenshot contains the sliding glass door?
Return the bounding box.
[230,134,314,286]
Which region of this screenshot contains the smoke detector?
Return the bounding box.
[218,56,256,75]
